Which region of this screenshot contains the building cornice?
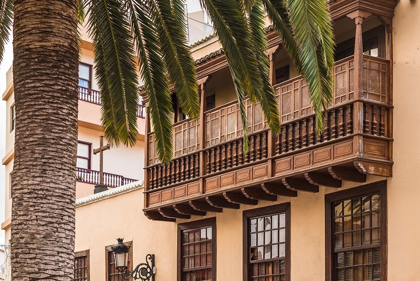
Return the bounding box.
[1,217,11,230]
[2,83,13,101]
[75,180,144,207]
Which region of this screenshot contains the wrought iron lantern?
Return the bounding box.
[111,238,156,281]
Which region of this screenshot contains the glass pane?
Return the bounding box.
[279,229,285,243]
[79,64,91,80]
[264,245,271,259]
[207,227,212,240]
[279,243,285,258]
[352,198,361,214]
[353,215,361,230]
[258,218,264,231]
[335,202,343,217]
[78,79,89,88]
[251,233,257,247]
[201,228,206,240]
[272,230,278,244]
[76,158,88,169]
[258,232,264,246]
[265,231,271,244]
[272,244,279,258]
[279,214,286,228]
[272,215,279,228]
[372,212,380,227]
[251,219,257,232]
[77,143,89,157]
[343,200,351,216]
[335,234,343,249]
[372,194,380,211]
[335,218,343,233]
[344,215,351,231]
[344,233,352,248]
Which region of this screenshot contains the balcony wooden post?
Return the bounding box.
[348,11,372,159]
[198,76,211,194]
[267,45,281,176]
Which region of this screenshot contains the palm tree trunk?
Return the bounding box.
[12,0,79,279]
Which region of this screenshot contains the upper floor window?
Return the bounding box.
[106,242,132,281]
[244,204,290,281]
[77,141,91,169]
[326,182,386,281]
[79,63,92,89]
[75,250,89,281]
[10,104,15,132]
[206,94,216,111]
[178,218,216,281]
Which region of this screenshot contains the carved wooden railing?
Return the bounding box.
[78,86,145,118]
[76,167,138,188]
[145,55,390,191]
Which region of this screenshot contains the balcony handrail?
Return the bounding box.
[77,86,145,118]
[76,167,138,188]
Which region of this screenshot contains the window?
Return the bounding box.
[275,66,290,84]
[206,94,215,111]
[178,218,216,281]
[77,141,91,169]
[79,63,92,89]
[75,250,89,281]
[10,104,15,132]
[244,204,291,281]
[325,181,387,281]
[106,242,132,281]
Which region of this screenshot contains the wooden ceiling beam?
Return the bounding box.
[304,172,342,188]
[328,166,367,183]
[159,207,190,219]
[241,186,277,201]
[189,200,223,213]
[173,204,206,216]
[282,178,319,193]
[223,192,258,205]
[206,196,240,209]
[261,182,298,197]
[144,210,176,222]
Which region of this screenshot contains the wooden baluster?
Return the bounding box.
[322,113,329,142]
[171,161,176,183]
[157,166,161,187]
[262,132,267,158]
[190,155,194,179]
[338,107,345,137]
[372,105,379,136]
[166,163,171,185]
[206,150,211,174]
[149,168,154,189]
[195,153,200,177]
[380,107,386,137]
[238,140,244,164]
[227,142,232,168]
[216,146,221,171]
[244,138,250,163]
[294,121,300,149]
[233,141,237,166]
[301,119,307,148]
[181,158,185,181]
[211,148,216,173]
[176,159,180,182]
[309,117,315,145]
[330,110,337,139]
[345,105,353,135]
[364,104,372,134]
[250,135,255,162]
[288,124,294,151]
[221,144,227,169]
[276,134,281,155]
[162,164,166,186]
[281,126,287,153]
[153,166,158,188]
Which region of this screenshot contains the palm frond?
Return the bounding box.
[126,0,174,163]
[248,0,281,134]
[78,0,85,24]
[287,0,335,130]
[0,0,13,65]
[262,0,303,73]
[149,0,200,120]
[85,0,139,146]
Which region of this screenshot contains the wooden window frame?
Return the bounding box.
[75,249,90,281]
[177,218,217,281]
[10,103,15,132]
[77,141,92,170]
[79,63,93,89]
[105,241,133,281]
[325,180,387,281]
[243,203,291,281]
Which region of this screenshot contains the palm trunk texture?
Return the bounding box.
[12,0,79,279]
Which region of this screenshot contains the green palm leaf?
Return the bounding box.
[126,0,174,163]
[85,0,139,146]
[287,0,335,130]
[149,0,200,120]
[248,0,281,134]
[0,0,12,65]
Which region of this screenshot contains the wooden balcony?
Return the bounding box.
[143,55,392,221]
